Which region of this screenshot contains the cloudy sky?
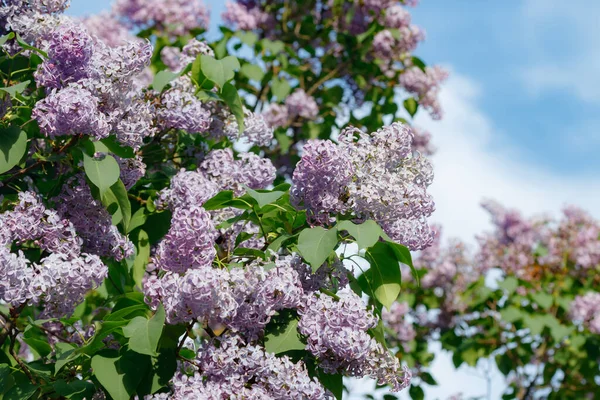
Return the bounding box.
[68,1,600,398]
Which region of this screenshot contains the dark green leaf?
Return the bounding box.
[409,385,424,400]
[203,190,234,210]
[365,242,402,310]
[53,379,95,400]
[220,82,245,133]
[0,125,27,175]
[264,312,305,354]
[318,371,343,400]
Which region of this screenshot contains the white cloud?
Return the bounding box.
[519,0,600,102]
[417,72,600,243]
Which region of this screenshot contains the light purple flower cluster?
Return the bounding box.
[144,266,236,324]
[53,175,134,261]
[478,202,600,281]
[200,148,276,194]
[261,103,289,128]
[153,205,218,273]
[81,12,137,47]
[291,123,435,250]
[157,88,212,134]
[161,39,214,72]
[290,139,354,224]
[570,293,600,334]
[0,192,106,316]
[169,334,331,399]
[285,89,319,120]
[399,65,449,120]
[115,156,146,190]
[30,16,156,148]
[155,169,218,211]
[382,302,416,351]
[32,85,110,140]
[298,289,412,391]
[222,1,272,31]
[411,126,436,156]
[112,0,210,36]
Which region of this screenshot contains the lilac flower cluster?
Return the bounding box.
[153,206,217,273]
[291,122,435,250]
[399,66,449,120]
[411,126,436,156]
[30,16,157,148]
[290,139,354,224]
[222,1,272,31]
[477,201,600,282]
[298,289,412,391]
[81,12,137,47]
[157,88,212,133]
[208,104,274,146]
[165,334,331,399]
[112,0,210,36]
[161,39,214,72]
[200,148,276,194]
[382,302,416,351]
[0,192,106,317]
[53,176,134,261]
[285,89,319,120]
[155,169,218,211]
[570,293,600,334]
[116,155,146,190]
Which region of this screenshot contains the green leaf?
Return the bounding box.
[387,241,418,284]
[220,82,245,133]
[365,242,402,310]
[152,70,179,92]
[337,220,383,250]
[101,179,131,231]
[271,78,291,100]
[531,291,553,310]
[498,276,518,295]
[203,190,234,210]
[500,307,523,323]
[0,125,27,175]
[0,32,15,46]
[122,304,165,356]
[128,208,147,233]
[54,342,78,374]
[244,187,286,208]
[297,226,338,271]
[4,382,37,400]
[264,312,305,354]
[200,55,240,88]
[53,379,95,400]
[421,371,437,386]
[100,136,135,159]
[318,371,343,400]
[91,350,150,400]
[83,152,120,196]
[240,64,264,81]
[131,229,150,289]
[409,385,424,400]
[0,364,11,390]
[22,326,52,358]
[260,39,285,54]
[236,31,258,46]
[404,98,418,117]
[0,81,30,98]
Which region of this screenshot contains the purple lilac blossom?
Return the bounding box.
[153,205,217,273]
[399,65,448,120]
[285,89,319,120]
[53,176,134,261]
